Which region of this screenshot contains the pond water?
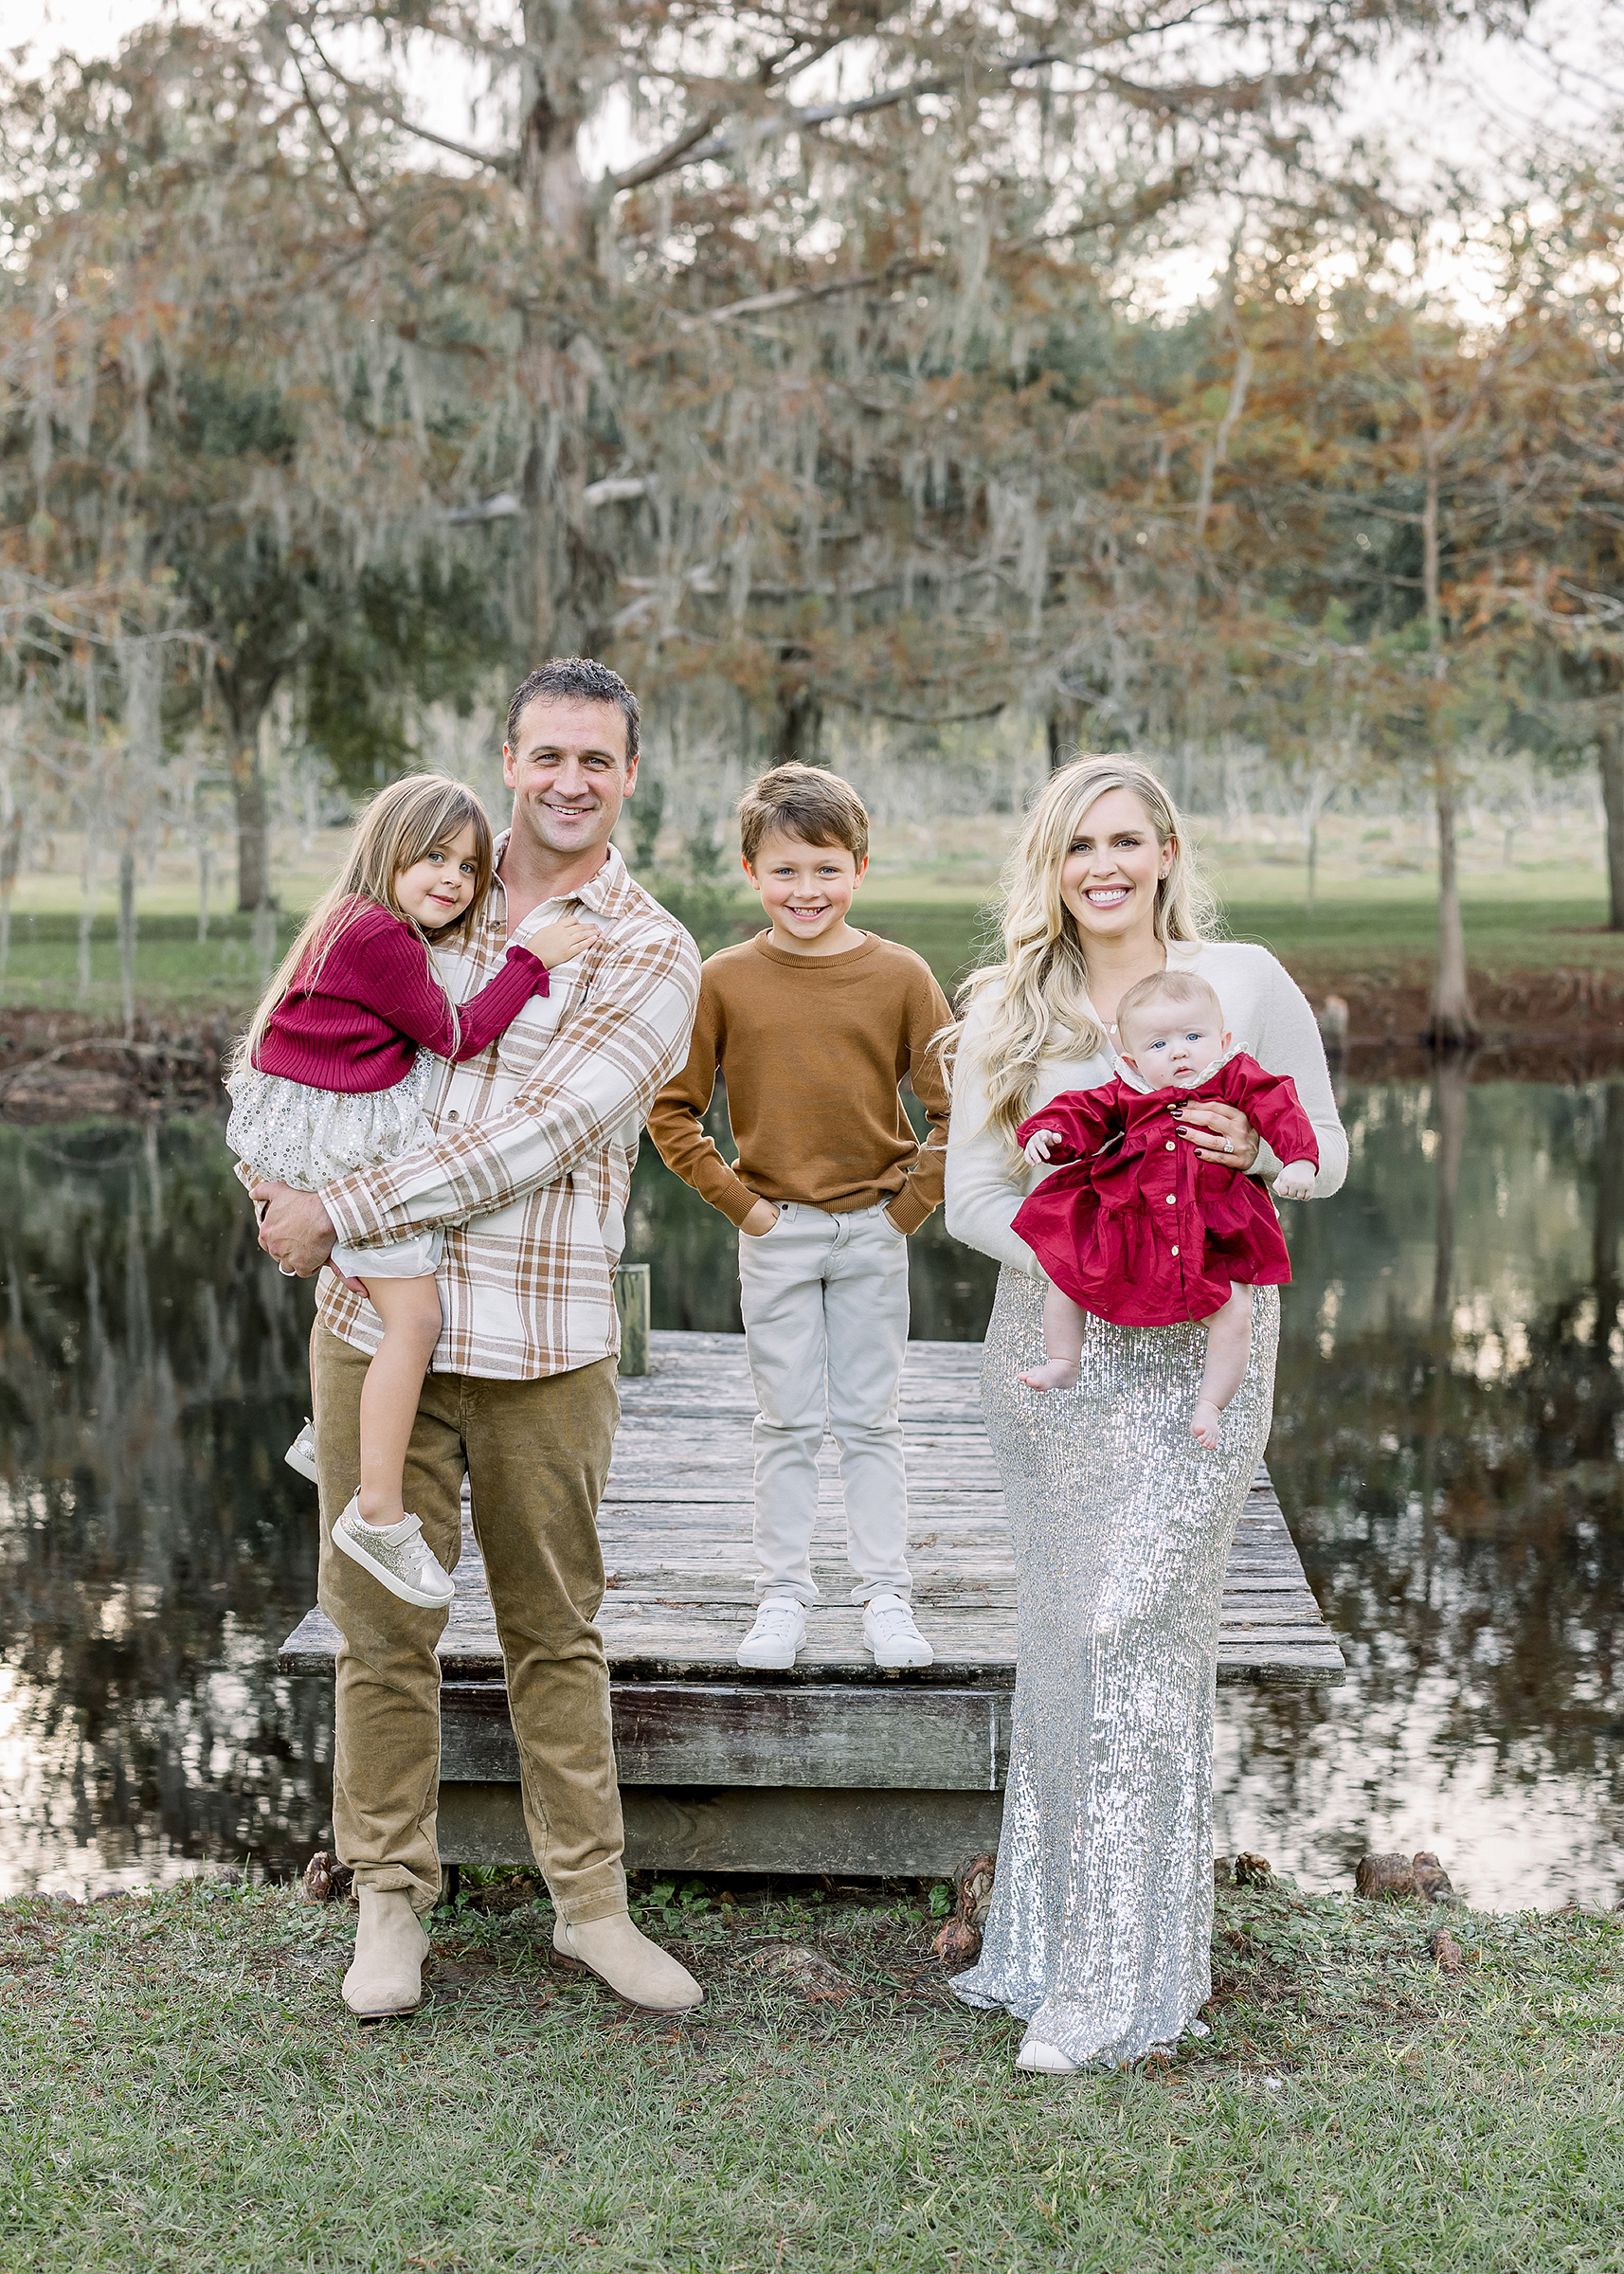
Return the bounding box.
[1,1077,1619,1910]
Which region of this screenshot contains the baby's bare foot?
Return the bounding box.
[1190,1399,1221,1450]
[1020,1361,1080,1392]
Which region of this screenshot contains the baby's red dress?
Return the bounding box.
[1012,1054,1320,1327]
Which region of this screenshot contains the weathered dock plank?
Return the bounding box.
[279,1329,1343,1869]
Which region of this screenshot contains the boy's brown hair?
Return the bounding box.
[1114,969,1224,1050]
[737,762,869,868]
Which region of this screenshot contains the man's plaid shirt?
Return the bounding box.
[316,840,700,1380]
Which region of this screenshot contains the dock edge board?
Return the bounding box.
[439,1780,1009,1878]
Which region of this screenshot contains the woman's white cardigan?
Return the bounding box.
[944,939,1349,1276]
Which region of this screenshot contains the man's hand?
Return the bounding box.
[739,1197,781,1237]
[251,1181,339,1277]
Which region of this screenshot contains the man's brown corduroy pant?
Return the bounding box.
[313,1325,626,1922]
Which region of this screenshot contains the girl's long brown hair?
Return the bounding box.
[232,773,495,1077]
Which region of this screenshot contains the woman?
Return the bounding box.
[945,756,1346,2073]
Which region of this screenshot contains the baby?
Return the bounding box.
[1011,971,1319,1449]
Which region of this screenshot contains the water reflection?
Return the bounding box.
[0,1082,1619,1906]
[1219,1077,1624,1909]
[0,1121,325,1895]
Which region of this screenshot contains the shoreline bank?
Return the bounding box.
[4,964,1620,1124]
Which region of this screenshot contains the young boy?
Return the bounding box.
[647,764,954,1670]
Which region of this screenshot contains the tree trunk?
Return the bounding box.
[1594,1079,1623,1353]
[232,737,272,913]
[1599,719,1624,932]
[773,678,823,767]
[117,842,136,1040]
[1426,777,1479,1048]
[78,811,98,998]
[1416,432,1478,1047]
[1303,785,1324,912]
[515,0,597,666]
[0,803,19,996]
[1047,700,1087,774]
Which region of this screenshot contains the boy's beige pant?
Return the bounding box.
[313,1326,626,1923]
[736,1199,913,1607]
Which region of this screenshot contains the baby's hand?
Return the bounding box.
[1273,1160,1315,1200]
[1023,1128,1062,1166]
[527,914,597,970]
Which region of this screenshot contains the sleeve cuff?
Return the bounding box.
[886,1192,932,1236]
[321,1173,386,1247]
[715,1178,765,1229]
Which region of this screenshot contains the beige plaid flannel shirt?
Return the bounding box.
[316,839,700,1380]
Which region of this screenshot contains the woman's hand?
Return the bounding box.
[526,914,597,970]
[1173,1098,1260,1171]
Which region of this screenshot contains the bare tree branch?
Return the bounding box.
[677,259,935,329]
[610,49,1067,192]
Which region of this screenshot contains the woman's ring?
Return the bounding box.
[1223,1138,1235,1154]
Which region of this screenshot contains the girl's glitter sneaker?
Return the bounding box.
[334,1495,455,1608]
[284,1420,319,1484]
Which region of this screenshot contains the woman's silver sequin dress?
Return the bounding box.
[951,1267,1279,2067]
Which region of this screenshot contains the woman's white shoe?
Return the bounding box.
[1016,2037,1080,2074]
[334,1495,455,1608]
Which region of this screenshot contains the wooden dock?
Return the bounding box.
[280,1331,1344,1877]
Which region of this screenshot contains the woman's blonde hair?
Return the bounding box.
[233,773,495,1077]
[950,755,1217,1154]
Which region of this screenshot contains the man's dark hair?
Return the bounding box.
[505,658,640,764]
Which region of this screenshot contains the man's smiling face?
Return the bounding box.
[502,696,637,863]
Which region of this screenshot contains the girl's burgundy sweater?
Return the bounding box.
[253,897,547,1094]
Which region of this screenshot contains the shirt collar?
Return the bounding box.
[1114,1045,1235,1098]
[482,833,631,933]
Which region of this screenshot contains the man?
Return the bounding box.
[254,657,702,2021]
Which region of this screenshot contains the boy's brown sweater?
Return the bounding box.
[647,931,954,1233]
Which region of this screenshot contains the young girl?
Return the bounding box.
[227,773,593,1608]
[1012,969,1319,1448]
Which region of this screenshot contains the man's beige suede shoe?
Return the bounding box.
[551,1912,703,2012]
[342,1886,429,2022]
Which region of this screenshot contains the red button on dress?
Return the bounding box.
[1013,1054,1320,1328]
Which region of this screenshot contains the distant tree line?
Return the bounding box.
[3,0,1622,1039]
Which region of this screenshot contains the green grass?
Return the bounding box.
[863,895,1624,997]
[3,885,1619,1029]
[0,911,305,1024]
[3,1875,1622,2271]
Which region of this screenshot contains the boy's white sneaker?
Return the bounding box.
[863,1592,933,1669]
[737,1597,807,1669]
[334,1495,455,1609]
[285,1419,318,1484]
